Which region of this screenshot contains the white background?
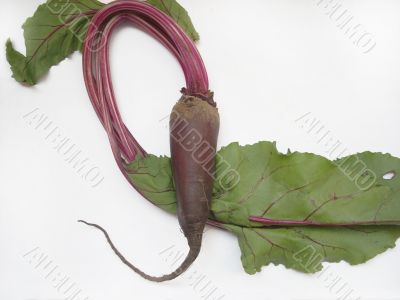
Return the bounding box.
[1,1,400,299]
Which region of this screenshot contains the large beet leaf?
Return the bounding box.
[125,141,400,274]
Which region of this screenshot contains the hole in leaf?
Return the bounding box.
[383,171,396,180]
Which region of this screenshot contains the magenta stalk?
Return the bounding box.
[249,216,400,226]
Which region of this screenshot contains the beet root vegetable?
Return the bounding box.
[169,95,219,276]
[77,1,219,282]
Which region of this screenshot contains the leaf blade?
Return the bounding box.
[6,0,103,85]
[146,0,200,41]
[225,224,400,274]
[212,142,400,227]
[6,39,30,85]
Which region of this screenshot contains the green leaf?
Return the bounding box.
[125,155,177,215]
[125,141,400,274]
[6,0,104,85]
[6,0,199,85]
[6,39,28,84]
[212,142,400,227]
[225,224,400,274]
[146,0,200,41]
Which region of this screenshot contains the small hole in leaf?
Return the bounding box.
[383,171,396,180]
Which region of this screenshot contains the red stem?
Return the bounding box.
[83,0,211,161]
[82,1,217,218]
[249,216,400,227]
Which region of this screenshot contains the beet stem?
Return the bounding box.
[83,0,212,163]
[249,216,400,226]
